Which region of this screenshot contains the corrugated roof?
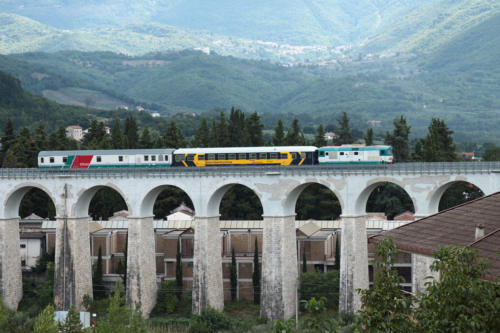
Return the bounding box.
[371,192,500,277]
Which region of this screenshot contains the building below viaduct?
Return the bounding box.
[1,162,500,320]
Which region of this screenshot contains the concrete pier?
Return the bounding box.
[192,216,223,314]
[0,218,22,310]
[411,253,439,294]
[339,216,369,313]
[53,217,93,310]
[126,216,157,316]
[261,215,298,320]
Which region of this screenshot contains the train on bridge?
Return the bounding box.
[38,145,393,169]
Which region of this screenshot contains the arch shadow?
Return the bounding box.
[206,183,263,219]
[141,185,194,218]
[356,180,415,219]
[4,184,57,219]
[430,181,484,213]
[73,185,130,218]
[285,182,343,218]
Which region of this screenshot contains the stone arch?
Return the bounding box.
[284,182,343,217]
[140,184,195,218]
[355,180,415,218]
[206,182,263,218]
[429,180,484,213]
[3,183,58,219]
[73,184,130,218]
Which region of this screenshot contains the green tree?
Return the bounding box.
[252,238,260,305]
[58,306,81,332]
[385,116,411,162]
[209,119,218,147]
[356,237,414,332]
[482,145,500,161]
[163,120,186,148]
[33,304,57,333]
[314,124,327,147]
[272,120,286,146]
[2,149,18,168]
[415,246,500,332]
[218,111,230,147]
[286,118,305,145]
[123,116,139,149]
[111,118,123,149]
[246,112,264,146]
[93,246,105,300]
[228,107,249,147]
[176,237,183,299]
[83,119,107,149]
[230,248,237,301]
[334,112,353,145]
[420,118,457,162]
[364,128,374,146]
[193,118,210,147]
[366,183,415,219]
[0,118,15,165]
[139,126,153,148]
[152,280,179,315]
[34,122,48,152]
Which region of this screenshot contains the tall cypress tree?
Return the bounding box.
[176,238,183,299]
[334,112,354,145]
[272,120,286,146]
[385,116,410,162]
[111,118,123,149]
[193,118,210,147]
[286,118,305,146]
[123,116,139,149]
[252,238,260,304]
[246,112,264,146]
[364,128,374,146]
[420,118,457,162]
[302,245,308,273]
[228,107,248,147]
[334,233,340,270]
[218,111,230,147]
[164,120,186,148]
[314,124,327,147]
[209,119,218,147]
[139,127,153,148]
[230,248,237,301]
[93,246,105,299]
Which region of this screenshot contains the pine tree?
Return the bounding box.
[246,112,264,146]
[0,118,15,164]
[420,118,457,162]
[334,233,340,270]
[93,246,105,299]
[34,122,48,152]
[314,124,327,147]
[209,119,219,147]
[176,238,183,299]
[364,128,374,146]
[286,118,305,145]
[385,116,410,162]
[139,127,153,148]
[58,306,81,332]
[111,118,123,149]
[230,248,237,301]
[334,112,353,145]
[272,120,286,146]
[218,111,230,147]
[123,116,139,149]
[228,107,247,147]
[2,149,18,168]
[252,238,260,304]
[163,120,186,148]
[33,304,57,333]
[193,118,210,147]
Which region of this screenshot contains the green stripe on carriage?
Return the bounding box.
[318,161,385,165]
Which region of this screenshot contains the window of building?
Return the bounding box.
[118,156,123,162]
[50,157,54,163]
[394,266,412,284]
[20,244,26,249]
[96,156,102,162]
[314,264,325,272]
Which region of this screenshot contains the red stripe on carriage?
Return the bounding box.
[71,155,93,169]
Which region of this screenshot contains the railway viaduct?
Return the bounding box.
[1,162,500,319]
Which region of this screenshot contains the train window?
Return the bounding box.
[270,153,278,159]
[238,153,246,160]
[228,153,235,160]
[218,154,226,160]
[152,155,156,161]
[291,153,297,159]
[340,152,345,156]
[354,152,359,156]
[187,155,195,161]
[165,155,169,161]
[198,154,205,161]
[249,153,257,159]
[280,153,288,159]
[119,156,123,162]
[300,153,306,159]
[175,155,185,162]
[158,155,164,161]
[50,157,54,163]
[144,155,149,161]
[63,157,68,163]
[320,151,325,157]
[259,153,267,159]
[208,154,215,160]
[96,156,102,162]
[41,157,45,163]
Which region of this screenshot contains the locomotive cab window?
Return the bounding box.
[340,152,345,156]
[50,157,54,163]
[320,151,325,157]
[354,152,359,156]
[118,156,123,162]
[96,156,102,162]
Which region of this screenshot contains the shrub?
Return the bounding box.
[300,270,339,310]
[191,307,231,333]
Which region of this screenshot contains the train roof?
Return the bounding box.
[38,149,175,157]
[174,146,318,154]
[319,145,391,151]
